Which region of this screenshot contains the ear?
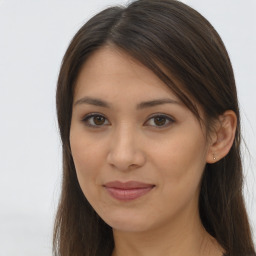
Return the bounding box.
[206,110,237,164]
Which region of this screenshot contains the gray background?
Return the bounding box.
[0,0,255,255]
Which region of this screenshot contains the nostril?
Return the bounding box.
[128,164,139,169]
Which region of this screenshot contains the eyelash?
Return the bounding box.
[81,113,175,129]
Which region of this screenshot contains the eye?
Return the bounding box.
[81,113,174,129]
[145,114,175,128]
[82,113,110,128]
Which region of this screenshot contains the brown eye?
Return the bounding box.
[145,114,175,128]
[154,116,167,126]
[82,114,110,128]
[93,116,105,125]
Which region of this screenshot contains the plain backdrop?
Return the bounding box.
[0,0,255,255]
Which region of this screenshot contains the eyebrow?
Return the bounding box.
[74,96,180,110]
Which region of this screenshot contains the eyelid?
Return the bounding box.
[144,113,175,128]
[81,112,175,128]
[81,112,110,128]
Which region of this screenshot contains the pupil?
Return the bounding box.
[94,116,105,125]
[155,117,166,126]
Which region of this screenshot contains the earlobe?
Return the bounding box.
[206,110,237,164]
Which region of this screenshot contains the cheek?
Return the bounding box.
[70,125,106,166]
[147,136,207,222]
[152,131,207,194]
[70,132,105,195]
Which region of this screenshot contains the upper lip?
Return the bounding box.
[104,181,155,189]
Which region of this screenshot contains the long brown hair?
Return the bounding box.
[53,0,256,255]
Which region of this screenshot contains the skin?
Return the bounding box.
[70,46,226,256]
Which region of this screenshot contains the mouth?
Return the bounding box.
[103,181,155,201]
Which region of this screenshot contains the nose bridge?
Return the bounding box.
[107,122,145,171]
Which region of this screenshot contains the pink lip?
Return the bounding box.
[103,181,155,201]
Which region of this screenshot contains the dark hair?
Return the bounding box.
[53,0,255,255]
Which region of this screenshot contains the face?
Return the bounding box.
[70,46,212,233]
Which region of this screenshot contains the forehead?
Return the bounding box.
[74,46,180,102]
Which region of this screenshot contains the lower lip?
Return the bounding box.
[104,186,154,201]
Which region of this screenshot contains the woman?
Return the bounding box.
[53,0,256,255]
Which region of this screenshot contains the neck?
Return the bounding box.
[111,208,223,256]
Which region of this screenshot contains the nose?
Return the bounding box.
[106,125,146,171]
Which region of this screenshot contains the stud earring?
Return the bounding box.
[213,154,216,160]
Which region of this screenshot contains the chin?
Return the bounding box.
[100,211,156,233]
[109,220,149,233]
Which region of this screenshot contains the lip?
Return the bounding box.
[103,181,155,201]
